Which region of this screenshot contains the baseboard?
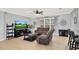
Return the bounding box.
[0,38,6,41]
[53,33,59,36]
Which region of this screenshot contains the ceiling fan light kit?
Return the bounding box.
[34,9,43,15]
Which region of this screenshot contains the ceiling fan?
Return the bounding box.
[33,9,43,15]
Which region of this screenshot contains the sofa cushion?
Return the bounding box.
[35,27,49,34]
[38,35,48,39]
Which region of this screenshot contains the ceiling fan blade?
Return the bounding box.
[40,11,43,15]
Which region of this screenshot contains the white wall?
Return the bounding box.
[5,13,33,24]
[75,8,79,34]
[0,11,6,41]
[54,14,71,35]
[70,9,78,34]
[77,9,79,31]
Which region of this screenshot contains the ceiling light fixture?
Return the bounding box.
[33,9,43,15]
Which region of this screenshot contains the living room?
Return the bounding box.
[0,8,79,50]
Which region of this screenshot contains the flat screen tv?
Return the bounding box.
[15,20,28,29]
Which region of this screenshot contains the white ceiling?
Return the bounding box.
[0,8,74,18]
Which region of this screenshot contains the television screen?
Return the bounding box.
[15,20,28,29]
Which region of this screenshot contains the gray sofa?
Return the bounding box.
[36,29,54,45]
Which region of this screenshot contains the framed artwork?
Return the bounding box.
[74,17,77,24]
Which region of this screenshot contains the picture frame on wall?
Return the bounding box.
[74,17,77,24]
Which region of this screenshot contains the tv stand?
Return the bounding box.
[14,28,31,37]
[59,29,68,37]
[14,28,27,37]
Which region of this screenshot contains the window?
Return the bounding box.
[40,17,55,29]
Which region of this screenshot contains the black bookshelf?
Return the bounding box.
[6,24,14,39]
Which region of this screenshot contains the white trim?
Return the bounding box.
[0,38,5,41]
